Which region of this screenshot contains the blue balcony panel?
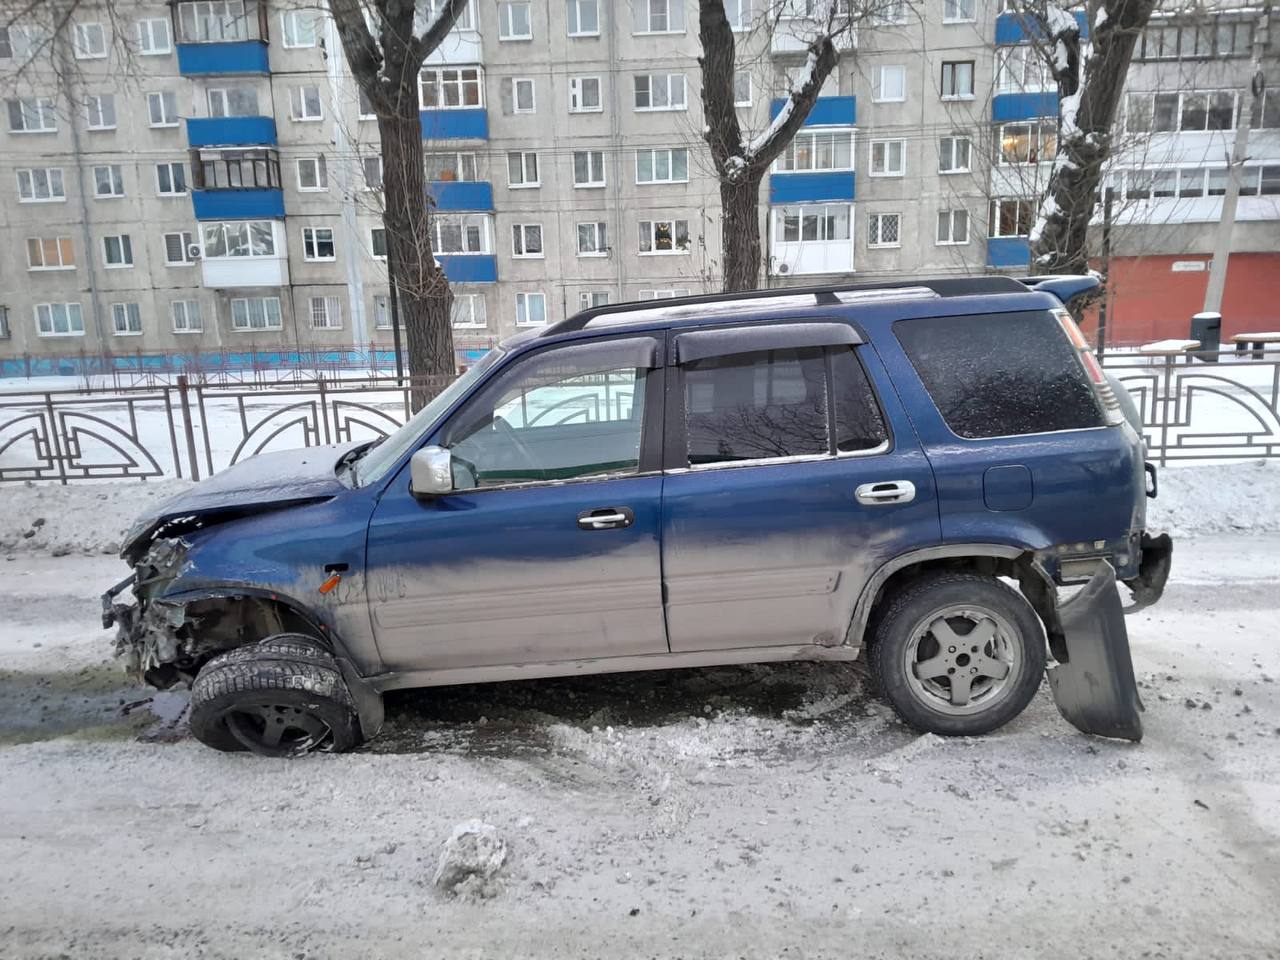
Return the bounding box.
[428,180,494,211]
[176,41,270,76]
[186,116,278,147]
[769,171,856,204]
[438,254,497,283]
[987,237,1031,269]
[769,95,856,128]
[419,109,489,140]
[992,92,1058,122]
[192,188,285,220]
[995,11,1089,44]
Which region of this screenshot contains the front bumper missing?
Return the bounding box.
[1048,562,1144,742]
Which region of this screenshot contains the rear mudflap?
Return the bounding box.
[1122,532,1173,612]
[1048,562,1144,742]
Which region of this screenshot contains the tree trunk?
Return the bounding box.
[377,109,454,409]
[720,173,766,292]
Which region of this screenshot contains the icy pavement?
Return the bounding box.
[0,538,1278,959]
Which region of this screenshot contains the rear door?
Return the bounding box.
[659,322,942,653]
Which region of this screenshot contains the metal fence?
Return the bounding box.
[1,350,1278,484]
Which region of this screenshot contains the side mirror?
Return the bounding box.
[409,446,453,497]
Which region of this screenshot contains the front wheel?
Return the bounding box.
[869,572,1046,736]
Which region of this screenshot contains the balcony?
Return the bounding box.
[186,116,277,148]
[770,96,856,128]
[769,172,856,204]
[437,255,497,283]
[987,237,1031,269]
[427,180,494,211]
[992,92,1058,122]
[177,40,269,75]
[420,109,488,140]
[192,189,283,220]
[995,10,1089,45]
[202,256,289,288]
[771,18,856,55]
[175,0,270,76]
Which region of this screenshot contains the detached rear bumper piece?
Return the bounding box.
[1122,532,1172,612]
[1048,562,1144,742]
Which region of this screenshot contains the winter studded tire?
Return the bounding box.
[189,635,362,757]
[870,572,1047,737]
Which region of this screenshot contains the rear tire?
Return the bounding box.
[870,572,1046,736]
[189,635,361,757]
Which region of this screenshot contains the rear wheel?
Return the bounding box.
[870,572,1046,736]
[189,635,362,757]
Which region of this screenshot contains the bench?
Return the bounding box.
[1138,339,1200,363]
[1231,332,1280,359]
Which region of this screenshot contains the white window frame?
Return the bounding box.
[498,1,533,40]
[147,91,179,127]
[452,293,487,328]
[309,295,342,329]
[633,0,685,35]
[373,293,392,329]
[163,230,196,266]
[638,218,691,255]
[773,204,852,245]
[419,65,484,110]
[943,0,975,24]
[872,0,907,24]
[27,236,76,271]
[634,73,687,111]
[775,130,855,173]
[936,209,970,245]
[573,150,606,188]
[171,299,203,333]
[7,97,57,132]
[636,147,689,184]
[361,156,382,190]
[577,221,608,257]
[102,234,134,268]
[16,167,65,203]
[988,198,1034,238]
[725,0,752,30]
[137,18,171,54]
[35,302,85,337]
[231,296,284,331]
[179,0,250,43]
[940,60,975,100]
[511,223,544,259]
[297,156,329,191]
[569,75,603,113]
[93,164,126,198]
[73,22,107,59]
[202,220,276,258]
[85,93,116,130]
[566,0,600,37]
[867,212,901,248]
[639,288,691,300]
[290,84,323,121]
[579,291,611,310]
[869,139,906,177]
[510,77,536,114]
[734,71,753,107]
[515,291,547,327]
[302,226,337,261]
[996,44,1053,94]
[156,162,187,196]
[995,121,1057,165]
[370,227,388,259]
[507,150,540,188]
[872,65,906,103]
[939,134,971,173]
[111,302,143,336]
[432,214,492,255]
[280,9,319,48]
[425,152,479,181]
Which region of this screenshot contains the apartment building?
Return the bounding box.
[0,0,1276,372]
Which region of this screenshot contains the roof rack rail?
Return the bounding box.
[543,276,1030,336]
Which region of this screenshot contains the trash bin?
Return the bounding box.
[1190,311,1221,362]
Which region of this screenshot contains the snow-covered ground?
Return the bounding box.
[1,469,1279,958]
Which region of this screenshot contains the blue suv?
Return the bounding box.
[103,276,1171,757]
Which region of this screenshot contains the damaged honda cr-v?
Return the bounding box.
[104,275,1171,757]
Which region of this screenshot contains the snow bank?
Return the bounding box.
[1146,460,1280,537]
[0,479,192,556]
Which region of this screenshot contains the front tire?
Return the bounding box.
[870,572,1046,736]
[189,635,362,757]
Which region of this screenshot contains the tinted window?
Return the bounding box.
[895,312,1103,439]
[684,347,829,464]
[832,347,889,452]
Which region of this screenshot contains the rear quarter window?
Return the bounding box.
[894,311,1103,439]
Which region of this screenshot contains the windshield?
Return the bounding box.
[353,349,503,486]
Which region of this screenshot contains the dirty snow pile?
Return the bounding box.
[1144,460,1280,537]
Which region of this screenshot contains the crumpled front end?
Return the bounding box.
[102,537,203,684]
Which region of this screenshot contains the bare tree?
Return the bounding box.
[327,0,467,404]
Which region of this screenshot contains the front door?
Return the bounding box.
[366,335,668,673]
[660,333,941,653]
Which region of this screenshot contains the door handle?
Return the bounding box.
[855,481,916,506]
[577,507,635,530]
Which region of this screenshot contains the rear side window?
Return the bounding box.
[682,346,887,465]
[894,311,1103,439]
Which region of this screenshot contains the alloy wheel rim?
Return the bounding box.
[224,704,333,755]
[902,604,1021,717]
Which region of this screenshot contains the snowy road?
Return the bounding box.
[1,538,1279,959]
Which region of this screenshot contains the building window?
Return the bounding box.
[939,135,971,173]
[1127,91,1236,133]
[208,85,258,117]
[86,93,116,129]
[775,204,851,243]
[507,151,540,188]
[171,299,203,333]
[298,156,329,190]
[996,122,1057,164]
[940,61,974,99]
[872,0,907,24]
[137,18,171,54]
[943,0,975,22]
[996,45,1052,93]
[988,198,1034,237]
[103,234,134,267]
[869,139,905,176]
[73,22,107,59]
[179,1,250,43]
[357,88,376,119]
[569,76,602,113]
[433,214,491,253]
[638,218,690,254]
[370,228,387,259]
[573,150,606,187]
[202,220,275,257]
[93,165,125,197]
[498,1,533,40]
[156,162,187,195]
[566,0,600,36]
[16,167,65,202]
[639,289,690,300]
[634,73,686,111]
[452,293,487,328]
[426,152,478,180]
[579,291,610,310]
[360,156,381,190]
[577,221,607,256]
[6,97,57,132]
[111,302,143,335]
[0,307,9,340]
[281,9,319,47]
[419,66,484,109]
[309,295,342,329]
[515,291,547,326]
[776,131,854,172]
[725,0,751,30]
[1262,91,1280,129]
[508,77,536,113]
[868,213,901,248]
[1136,17,1254,61]
[164,231,196,265]
[302,227,336,261]
[290,85,323,121]
[0,24,48,63]
[512,223,544,258]
[734,71,753,107]
[35,302,85,336]
[373,294,391,328]
[27,236,76,270]
[936,209,969,245]
[872,65,906,103]
[633,0,685,34]
[636,148,689,184]
[419,0,475,30]
[231,296,283,331]
[148,91,179,126]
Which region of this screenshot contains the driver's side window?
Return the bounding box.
[442,340,653,489]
